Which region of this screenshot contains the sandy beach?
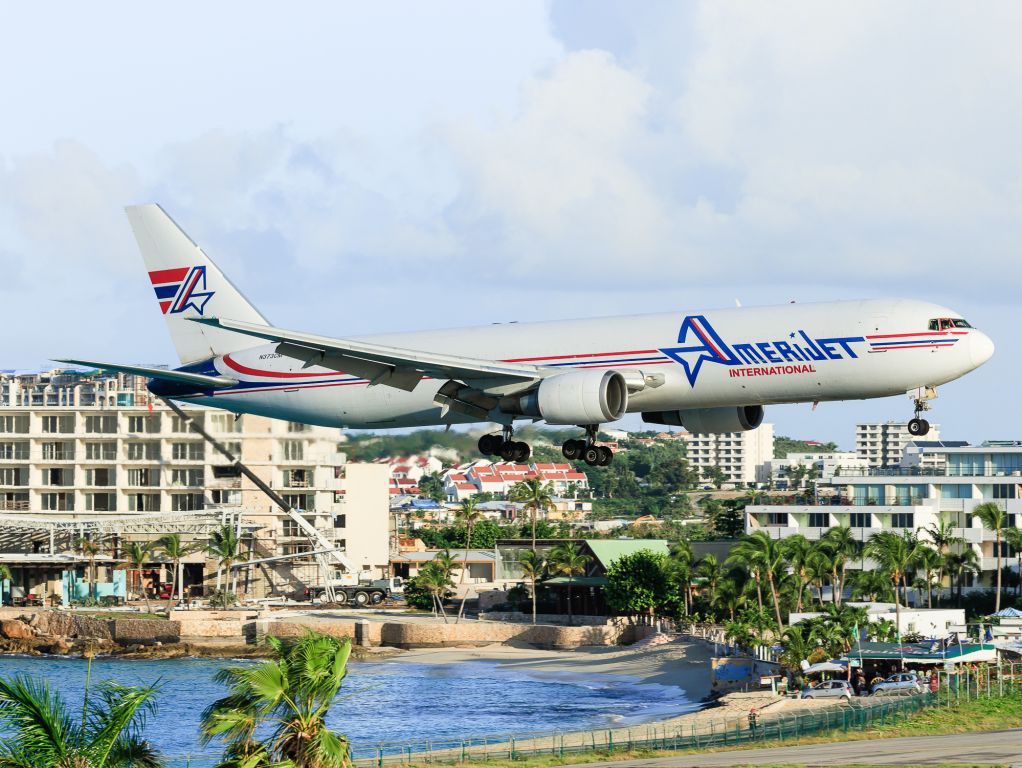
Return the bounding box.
[357,638,837,764]
[388,637,716,705]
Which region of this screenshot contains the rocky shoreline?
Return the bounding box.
[0,612,404,661]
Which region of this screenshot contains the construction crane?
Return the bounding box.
[160,399,356,602]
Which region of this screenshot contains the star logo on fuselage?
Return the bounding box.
[659,315,740,387]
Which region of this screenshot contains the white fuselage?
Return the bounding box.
[169,298,994,429]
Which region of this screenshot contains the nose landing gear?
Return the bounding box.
[478,427,531,462]
[907,387,936,437]
[561,425,613,467]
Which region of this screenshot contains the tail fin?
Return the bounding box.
[126,204,270,365]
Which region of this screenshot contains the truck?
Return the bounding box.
[302,575,404,606]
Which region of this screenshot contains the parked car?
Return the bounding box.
[871,672,922,696]
[801,680,853,700]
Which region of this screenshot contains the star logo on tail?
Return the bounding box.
[148,266,216,316]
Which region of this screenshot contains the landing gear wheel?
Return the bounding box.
[596,445,613,466]
[583,446,601,466]
[512,441,531,462]
[907,418,930,437]
[499,441,518,461]
[478,434,501,456]
[562,439,585,460]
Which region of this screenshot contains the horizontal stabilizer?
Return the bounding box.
[53,359,237,389]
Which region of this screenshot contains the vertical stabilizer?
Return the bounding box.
[126,204,270,365]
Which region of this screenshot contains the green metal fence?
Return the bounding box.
[351,660,1022,766]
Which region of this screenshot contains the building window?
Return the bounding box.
[127,415,161,433]
[43,415,75,433]
[0,442,28,460]
[85,442,117,460]
[171,494,204,511]
[0,416,29,434]
[84,493,116,512]
[287,422,310,433]
[282,520,301,537]
[282,441,304,461]
[171,469,204,487]
[0,468,25,487]
[85,468,114,486]
[83,415,116,434]
[763,512,788,526]
[171,442,204,461]
[126,442,161,461]
[209,489,240,505]
[127,468,158,487]
[209,413,242,433]
[808,512,829,528]
[41,467,71,486]
[891,512,914,529]
[41,492,74,511]
[126,493,160,512]
[941,484,973,499]
[849,512,871,528]
[333,514,346,529]
[992,484,1016,499]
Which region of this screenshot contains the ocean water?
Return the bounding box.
[0,655,699,763]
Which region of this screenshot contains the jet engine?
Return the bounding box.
[504,370,628,425]
[642,405,764,434]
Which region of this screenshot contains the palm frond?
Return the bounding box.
[0,675,77,763]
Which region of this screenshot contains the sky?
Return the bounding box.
[1,1,1018,449]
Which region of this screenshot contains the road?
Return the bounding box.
[571,728,1022,766]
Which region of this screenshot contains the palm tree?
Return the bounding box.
[76,537,104,600]
[848,569,895,602]
[728,531,785,631]
[454,497,485,622]
[822,526,858,605]
[517,549,545,625]
[782,534,813,612]
[158,534,195,611]
[697,554,723,597]
[123,540,156,614]
[548,542,591,624]
[509,479,555,551]
[923,517,964,601]
[865,531,922,652]
[973,502,1007,612]
[946,548,980,605]
[207,525,242,595]
[0,674,161,768]
[202,631,353,768]
[805,546,834,607]
[417,561,453,621]
[914,545,942,608]
[714,577,743,621]
[669,540,694,614]
[1004,527,1022,598]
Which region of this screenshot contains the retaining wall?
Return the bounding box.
[112,619,182,644]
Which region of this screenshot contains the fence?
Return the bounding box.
[350,660,1022,767]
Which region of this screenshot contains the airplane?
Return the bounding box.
[59,204,995,467]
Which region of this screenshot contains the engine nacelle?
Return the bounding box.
[642,405,764,434]
[511,370,628,425]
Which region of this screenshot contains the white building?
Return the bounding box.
[791,603,965,638]
[0,368,391,598]
[856,421,941,468]
[746,441,1022,597]
[765,451,870,489]
[681,423,775,485]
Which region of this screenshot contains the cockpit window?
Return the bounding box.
[928,318,972,331]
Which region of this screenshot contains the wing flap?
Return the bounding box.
[195,317,543,390]
[54,359,237,389]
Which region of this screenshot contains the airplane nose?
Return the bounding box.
[970,330,995,368]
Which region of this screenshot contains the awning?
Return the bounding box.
[543,576,608,587]
[846,641,998,666]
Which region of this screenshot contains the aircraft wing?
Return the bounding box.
[192,317,543,393]
[53,359,238,389]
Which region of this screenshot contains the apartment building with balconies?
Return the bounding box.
[746,441,1022,594]
[0,368,390,598]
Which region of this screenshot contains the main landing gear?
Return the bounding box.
[562,425,613,467]
[478,427,531,462]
